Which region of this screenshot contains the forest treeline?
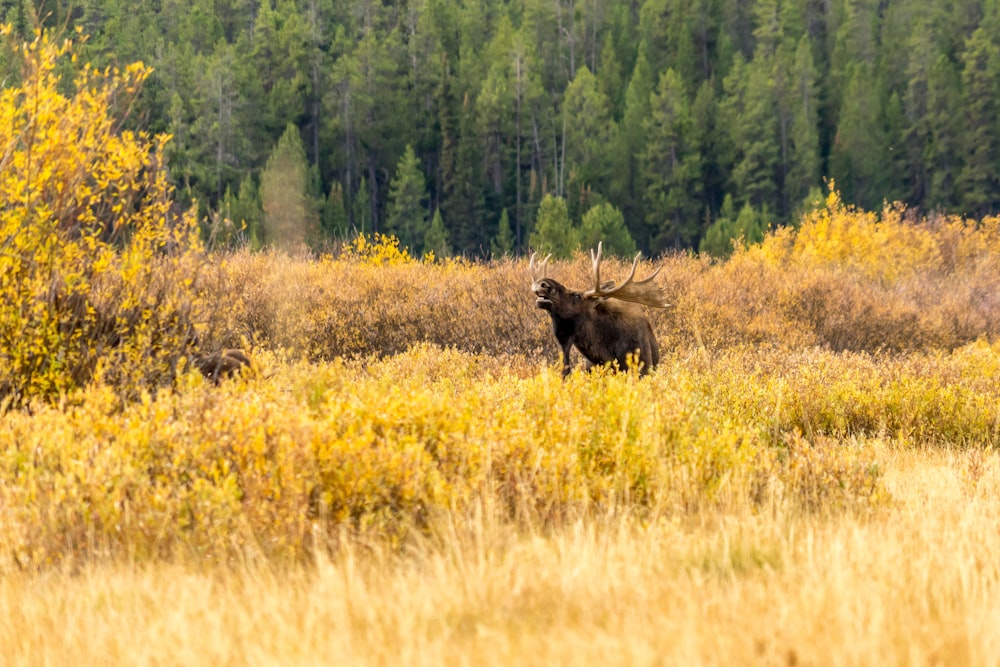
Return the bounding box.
[4,0,1000,256]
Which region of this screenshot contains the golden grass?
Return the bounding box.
[2,444,999,666]
[5,196,1000,664]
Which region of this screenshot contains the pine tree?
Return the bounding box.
[562,65,614,198]
[491,208,515,258]
[958,24,1000,216]
[353,176,372,233]
[597,32,623,116]
[260,124,317,249]
[250,0,309,142]
[322,182,349,239]
[231,173,262,249]
[700,193,738,257]
[529,194,577,258]
[700,196,765,257]
[477,15,516,207]
[643,68,703,251]
[444,93,485,254]
[925,54,963,210]
[578,203,637,257]
[385,145,429,252]
[424,208,452,258]
[786,37,821,212]
[610,50,654,247]
[828,64,891,210]
[722,53,780,214]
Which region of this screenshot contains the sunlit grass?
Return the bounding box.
[3,445,999,666]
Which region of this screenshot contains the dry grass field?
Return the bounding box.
[3,199,1000,664]
[2,443,999,666]
[5,196,1000,664]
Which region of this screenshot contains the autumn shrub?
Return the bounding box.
[218,244,552,360]
[0,28,219,403]
[0,344,899,570]
[688,342,1000,447]
[207,194,1000,364]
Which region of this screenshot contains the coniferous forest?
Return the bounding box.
[5,0,1000,257]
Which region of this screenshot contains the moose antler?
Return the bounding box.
[583,242,668,308]
[529,251,552,287]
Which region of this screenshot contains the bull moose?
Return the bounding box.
[530,242,667,377]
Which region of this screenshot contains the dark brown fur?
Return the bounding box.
[193,349,252,384]
[533,277,659,377]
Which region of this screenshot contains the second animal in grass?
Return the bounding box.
[530,242,667,377]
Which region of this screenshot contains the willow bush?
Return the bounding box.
[0,345,891,570]
[214,195,1000,363]
[0,27,220,404]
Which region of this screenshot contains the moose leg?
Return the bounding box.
[561,341,573,378]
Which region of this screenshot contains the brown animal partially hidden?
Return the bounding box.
[193,349,253,384]
[530,243,667,377]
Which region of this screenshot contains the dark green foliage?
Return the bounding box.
[529,195,577,258]
[425,209,452,258]
[491,208,515,258]
[700,196,767,258]
[386,145,430,254]
[643,68,703,251]
[578,203,637,257]
[958,23,1000,216]
[42,0,1000,254]
[323,182,349,240]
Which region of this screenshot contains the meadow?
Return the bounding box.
[4,195,1000,664]
[5,32,1000,664]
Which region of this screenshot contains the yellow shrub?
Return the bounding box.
[0,345,906,570]
[760,189,940,284]
[339,232,415,266]
[0,28,216,403]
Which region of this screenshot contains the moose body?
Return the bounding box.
[531,243,666,377]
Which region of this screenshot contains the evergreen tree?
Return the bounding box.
[231,173,262,249]
[322,182,349,239]
[786,37,821,216]
[690,80,724,229]
[610,51,654,247]
[353,176,372,233]
[477,16,516,208]
[578,203,637,257]
[250,0,310,142]
[443,92,486,254]
[597,32,624,117]
[643,68,703,251]
[491,208,515,258]
[529,194,577,258]
[700,197,765,257]
[721,53,780,214]
[260,124,317,249]
[700,193,738,257]
[424,208,452,258]
[828,64,891,210]
[385,145,430,252]
[882,91,909,204]
[958,24,1000,216]
[51,0,1000,250]
[925,54,963,210]
[561,65,614,198]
